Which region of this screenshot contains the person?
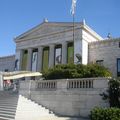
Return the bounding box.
[13,83,17,92]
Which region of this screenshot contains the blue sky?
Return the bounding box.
[0,0,120,56]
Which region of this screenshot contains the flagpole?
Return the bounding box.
[71,0,77,63]
[73,13,75,63]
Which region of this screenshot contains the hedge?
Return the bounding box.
[90,107,120,120]
[42,64,111,80]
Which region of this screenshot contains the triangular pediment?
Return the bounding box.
[15,22,81,41]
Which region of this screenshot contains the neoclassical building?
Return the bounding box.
[0,20,120,77]
[14,20,102,71]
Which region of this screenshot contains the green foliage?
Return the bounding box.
[90,107,120,120]
[42,64,111,80]
[101,78,120,108]
[109,78,120,108]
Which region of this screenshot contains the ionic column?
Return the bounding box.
[37,46,43,72]
[19,49,23,70]
[49,44,55,68]
[27,48,32,71]
[62,42,67,64]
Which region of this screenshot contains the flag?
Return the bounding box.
[70,0,77,15]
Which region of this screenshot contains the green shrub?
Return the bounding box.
[42,64,111,80]
[90,107,120,120]
[101,78,120,108]
[109,78,120,108]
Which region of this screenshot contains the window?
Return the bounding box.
[117,58,120,77]
[32,49,38,72]
[96,60,104,66]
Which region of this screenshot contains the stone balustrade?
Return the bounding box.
[67,79,93,89]
[19,77,109,117]
[37,80,57,89]
[36,78,103,90]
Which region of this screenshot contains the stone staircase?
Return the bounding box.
[15,95,55,120]
[0,91,87,120]
[0,91,18,120]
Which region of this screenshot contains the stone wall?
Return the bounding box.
[89,38,120,77]
[0,55,15,72]
[19,78,109,117]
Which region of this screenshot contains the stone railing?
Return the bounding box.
[35,77,107,90]
[37,80,57,89]
[67,79,93,89]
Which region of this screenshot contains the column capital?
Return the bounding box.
[49,44,55,47]
[38,46,43,49]
[62,41,67,45]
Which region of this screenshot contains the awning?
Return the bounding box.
[0,71,42,80]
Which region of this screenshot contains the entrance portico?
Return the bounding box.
[14,21,103,72]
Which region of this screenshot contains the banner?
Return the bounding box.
[55,47,62,65]
[32,52,38,72]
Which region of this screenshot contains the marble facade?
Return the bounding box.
[0,20,120,77]
[14,20,102,72]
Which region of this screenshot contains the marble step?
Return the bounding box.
[0,113,15,119]
[0,108,16,112]
[0,110,16,115]
[0,116,14,120]
[0,104,17,107]
[0,106,17,109]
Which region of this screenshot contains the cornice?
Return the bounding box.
[82,24,103,41]
[89,38,120,45]
[0,55,15,59]
[89,38,120,49]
